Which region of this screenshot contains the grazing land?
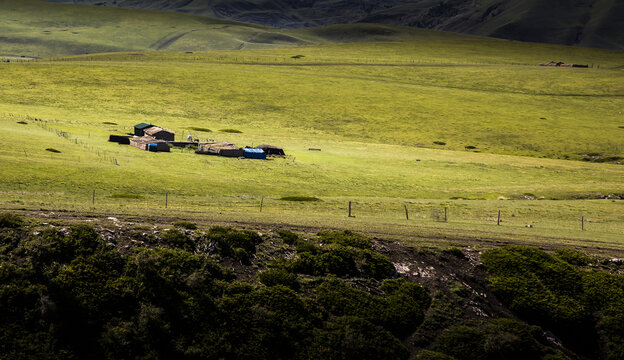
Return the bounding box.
[1,36,623,250]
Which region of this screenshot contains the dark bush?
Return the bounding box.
[443,247,465,259]
[276,229,299,245]
[380,279,431,336]
[259,268,300,290]
[0,213,23,228]
[68,224,102,255]
[279,196,321,202]
[315,277,383,320]
[316,247,358,276]
[482,246,606,357]
[172,221,197,230]
[294,240,320,254]
[414,350,456,360]
[160,229,194,251]
[360,249,395,279]
[555,248,592,266]
[188,127,211,132]
[110,193,144,199]
[205,226,262,264]
[433,141,446,146]
[45,148,61,153]
[294,246,358,277]
[433,319,564,360]
[317,230,371,249]
[307,316,409,360]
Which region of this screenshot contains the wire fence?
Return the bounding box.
[6,189,622,236]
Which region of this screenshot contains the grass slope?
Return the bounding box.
[1,40,623,243]
[45,0,624,50]
[0,0,450,58]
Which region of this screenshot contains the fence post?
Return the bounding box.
[581,216,584,231]
[348,201,353,217]
[165,192,168,209]
[404,204,409,220]
[497,210,501,226]
[260,196,264,212]
[444,207,448,222]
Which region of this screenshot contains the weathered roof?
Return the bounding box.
[130,136,167,145]
[256,144,282,150]
[144,126,174,136]
[134,122,153,129]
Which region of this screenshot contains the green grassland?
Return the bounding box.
[1,40,624,248]
[1,2,623,249]
[0,0,449,59]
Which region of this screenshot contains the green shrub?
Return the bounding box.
[69,224,102,255]
[555,248,592,266]
[110,193,144,199]
[219,128,242,133]
[160,229,193,251]
[415,350,456,360]
[482,246,598,356]
[276,229,299,245]
[0,213,23,228]
[172,221,197,230]
[380,279,431,336]
[443,247,465,259]
[464,145,476,150]
[360,249,395,279]
[279,196,321,202]
[294,240,320,254]
[188,127,211,132]
[307,316,409,360]
[433,141,446,146]
[259,268,300,290]
[433,319,561,360]
[205,226,262,264]
[294,246,358,277]
[317,230,371,249]
[316,247,358,276]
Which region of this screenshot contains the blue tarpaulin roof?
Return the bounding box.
[243,148,266,159]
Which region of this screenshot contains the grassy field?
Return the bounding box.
[1,6,623,250]
[0,0,454,58]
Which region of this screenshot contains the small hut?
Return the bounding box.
[217,146,244,157]
[196,141,242,157]
[109,135,131,145]
[144,126,175,142]
[243,148,266,160]
[134,123,154,136]
[256,144,285,156]
[130,136,170,152]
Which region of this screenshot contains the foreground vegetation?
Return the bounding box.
[2,213,624,359]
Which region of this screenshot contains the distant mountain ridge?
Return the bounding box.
[46,0,624,49]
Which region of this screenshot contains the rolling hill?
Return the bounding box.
[45,0,624,49]
[0,0,461,58]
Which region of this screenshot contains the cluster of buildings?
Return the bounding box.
[108,122,284,160]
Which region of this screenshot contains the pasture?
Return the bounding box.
[1,35,623,251]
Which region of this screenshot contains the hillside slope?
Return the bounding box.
[45,0,624,49]
[0,0,450,58]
